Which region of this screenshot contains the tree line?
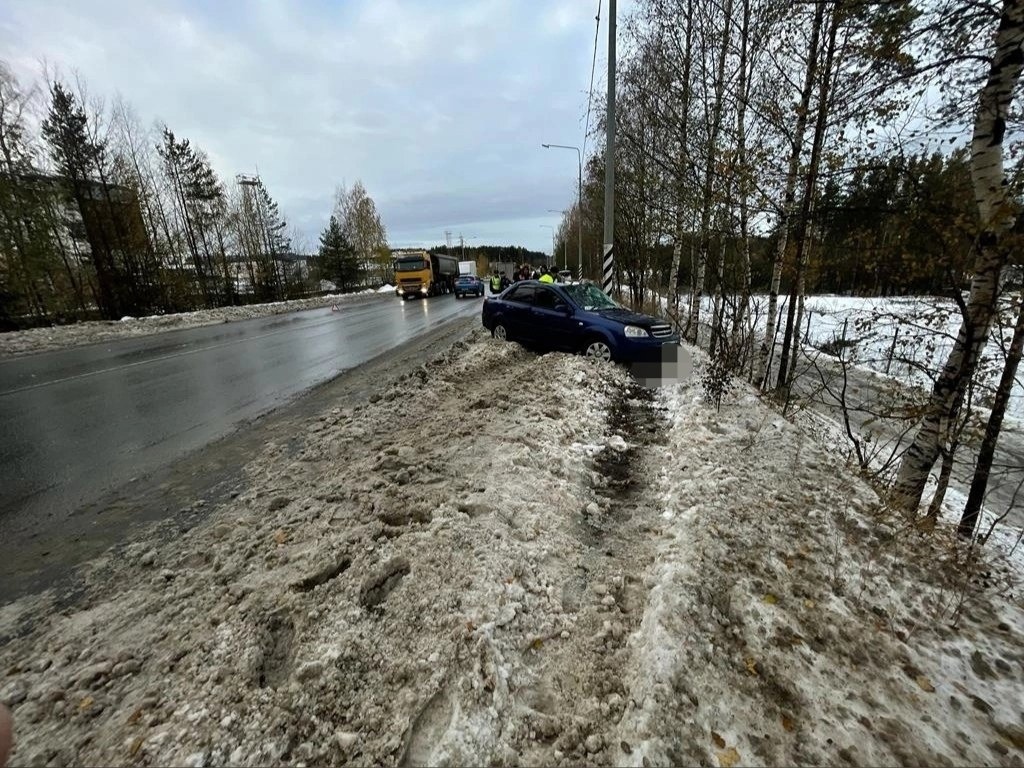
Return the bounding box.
[0,63,390,329]
[550,0,1023,536]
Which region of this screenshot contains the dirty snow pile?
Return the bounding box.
[615,373,1024,767]
[1,332,1022,767]
[0,333,648,766]
[0,290,384,358]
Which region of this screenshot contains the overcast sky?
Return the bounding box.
[1,0,617,255]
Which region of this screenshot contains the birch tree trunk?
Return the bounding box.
[687,0,733,345]
[958,294,1024,536]
[729,0,753,371]
[892,0,1024,512]
[758,0,825,388]
[776,2,839,392]
[667,0,694,333]
[668,214,685,329]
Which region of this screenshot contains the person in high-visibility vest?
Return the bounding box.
[538,267,555,284]
[490,273,502,293]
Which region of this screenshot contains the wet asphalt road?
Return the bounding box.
[0,294,481,541]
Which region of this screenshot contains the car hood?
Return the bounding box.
[590,307,666,328]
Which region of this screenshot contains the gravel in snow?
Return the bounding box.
[0,290,387,358]
[0,333,1021,767]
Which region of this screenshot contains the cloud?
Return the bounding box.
[0,0,601,253]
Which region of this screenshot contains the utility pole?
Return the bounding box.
[602,0,616,295]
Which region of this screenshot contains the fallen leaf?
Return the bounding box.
[716,746,741,768]
[916,675,935,693]
[953,681,969,695]
[784,556,795,570]
[711,731,726,749]
[125,707,144,725]
[129,737,144,757]
[531,638,543,650]
[744,657,759,676]
[803,599,815,609]
[78,696,94,710]
[272,529,288,545]
[781,715,795,732]
[763,593,778,605]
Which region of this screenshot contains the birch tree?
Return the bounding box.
[335,181,388,285]
[893,0,1024,512]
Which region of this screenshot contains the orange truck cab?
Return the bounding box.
[393,250,459,299]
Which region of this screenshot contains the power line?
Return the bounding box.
[582,0,602,161]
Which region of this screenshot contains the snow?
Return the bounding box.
[689,292,1024,421]
[1,333,1020,767]
[0,291,388,358]
[616,365,1024,767]
[377,284,395,293]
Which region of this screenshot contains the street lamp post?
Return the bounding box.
[547,209,570,271]
[539,225,555,270]
[541,143,583,280]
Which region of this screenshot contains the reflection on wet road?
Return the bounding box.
[0,294,480,537]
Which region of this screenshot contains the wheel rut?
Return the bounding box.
[520,378,669,765]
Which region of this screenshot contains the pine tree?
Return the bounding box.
[41,82,122,319]
[317,215,360,291]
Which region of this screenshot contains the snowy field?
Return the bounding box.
[689,293,1024,421]
[0,287,394,358]
[1,332,1020,767]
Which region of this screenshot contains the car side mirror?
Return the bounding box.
[554,302,572,315]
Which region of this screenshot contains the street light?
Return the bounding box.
[547,210,569,271]
[541,143,583,279]
[539,224,555,270]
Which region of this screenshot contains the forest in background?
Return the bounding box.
[0,64,391,329]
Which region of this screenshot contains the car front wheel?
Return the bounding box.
[493,323,509,341]
[584,339,613,362]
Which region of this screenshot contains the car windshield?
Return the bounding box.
[396,259,427,272]
[562,283,621,311]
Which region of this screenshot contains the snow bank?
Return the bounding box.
[2,333,1020,767]
[0,291,387,358]
[0,334,637,766]
[614,369,1024,767]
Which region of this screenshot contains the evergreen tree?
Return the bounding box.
[317,215,360,291]
[42,82,122,318]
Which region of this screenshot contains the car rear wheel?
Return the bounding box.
[584,339,613,362]
[493,324,509,342]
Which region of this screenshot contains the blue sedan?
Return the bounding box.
[481,280,680,363]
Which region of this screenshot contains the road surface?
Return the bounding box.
[0,294,481,547]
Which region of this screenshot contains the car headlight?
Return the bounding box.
[624,325,649,338]
[421,286,428,293]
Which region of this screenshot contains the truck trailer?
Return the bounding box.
[393,250,460,299]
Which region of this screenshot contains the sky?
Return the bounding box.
[0,0,615,255]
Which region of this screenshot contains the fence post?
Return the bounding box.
[804,311,813,344]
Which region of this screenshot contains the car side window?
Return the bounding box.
[506,285,535,304]
[533,288,559,310]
